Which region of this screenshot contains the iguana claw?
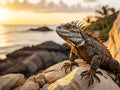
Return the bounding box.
[61,61,79,73]
[81,69,103,87]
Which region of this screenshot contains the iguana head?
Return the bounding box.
[56,21,85,47]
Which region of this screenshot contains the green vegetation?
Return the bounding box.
[85,5,119,41]
[100,22,113,41]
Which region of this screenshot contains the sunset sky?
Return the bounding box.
[0,0,120,25]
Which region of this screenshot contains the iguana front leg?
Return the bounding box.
[61,49,79,73]
[80,48,103,86]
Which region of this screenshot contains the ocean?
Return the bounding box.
[0,25,64,59]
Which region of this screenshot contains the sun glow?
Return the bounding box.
[0,7,8,24]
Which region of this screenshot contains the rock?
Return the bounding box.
[20,61,70,90]
[47,67,119,90]
[21,81,39,90]
[38,60,120,90]
[13,86,22,90]
[50,52,67,63]
[36,41,66,51]
[0,60,13,71]
[25,53,43,69]
[17,60,119,90]
[6,51,32,59]
[107,13,120,62]
[30,26,52,32]
[0,41,70,77]
[19,60,119,90]
[21,74,46,90]
[37,50,52,65]
[35,74,47,87]
[42,61,69,84]
[2,62,26,75]
[40,84,49,90]
[0,74,25,90]
[23,55,39,74]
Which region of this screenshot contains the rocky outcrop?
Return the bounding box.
[30,26,52,32]
[0,60,119,90]
[20,60,120,90]
[0,41,70,77]
[0,74,25,90]
[107,13,120,62]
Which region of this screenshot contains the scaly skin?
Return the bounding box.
[56,21,120,87]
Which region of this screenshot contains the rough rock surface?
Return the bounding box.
[21,81,39,90]
[0,41,70,77]
[1,61,119,90]
[20,60,120,90]
[107,13,120,62]
[0,74,25,90]
[47,67,119,90]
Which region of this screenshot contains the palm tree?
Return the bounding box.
[96,5,109,17]
[95,5,110,28]
[88,5,118,41]
[108,7,116,14]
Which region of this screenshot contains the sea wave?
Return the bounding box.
[0,25,40,35]
[0,29,31,35]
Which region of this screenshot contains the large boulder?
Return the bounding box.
[47,68,119,90]
[0,74,25,90]
[107,13,120,62]
[20,60,120,90]
[0,41,70,77]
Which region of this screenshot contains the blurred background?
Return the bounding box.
[0,1,120,90]
[0,0,119,59]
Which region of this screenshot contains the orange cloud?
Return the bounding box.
[0,0,101,13]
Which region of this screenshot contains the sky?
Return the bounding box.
[0,0,120,25]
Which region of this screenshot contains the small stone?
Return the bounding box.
[35,74,47,87]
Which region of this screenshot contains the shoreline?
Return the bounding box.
[0,25,64,60]
[0,41,64,60]
[0,41,70,77]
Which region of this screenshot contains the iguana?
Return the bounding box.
[56,21,120,87]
